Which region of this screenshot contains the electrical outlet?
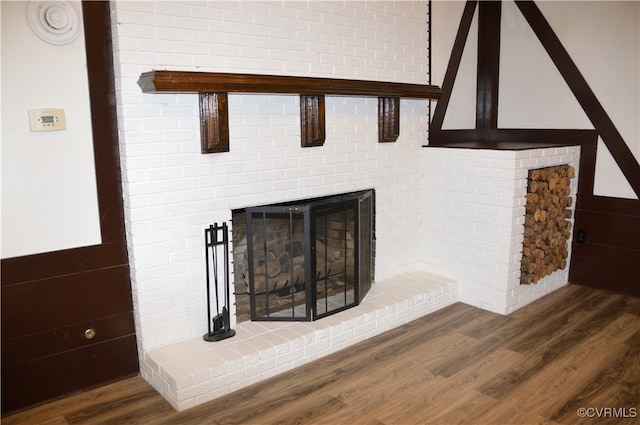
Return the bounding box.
[577,229,587,244]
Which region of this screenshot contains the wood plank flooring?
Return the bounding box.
[4,284,640,425]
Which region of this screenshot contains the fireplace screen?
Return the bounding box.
[244,190,374,321]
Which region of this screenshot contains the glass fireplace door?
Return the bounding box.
[312,200,358,319]
[246,207,313,321]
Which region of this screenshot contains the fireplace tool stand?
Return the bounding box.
[203,222,235,342]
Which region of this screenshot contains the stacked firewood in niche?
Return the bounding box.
[520,165,575,284]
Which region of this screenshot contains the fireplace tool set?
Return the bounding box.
[203,222,235,342]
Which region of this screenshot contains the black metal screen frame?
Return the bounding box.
[311,199,359,321]
[357,190,374,301]
[245,190,374,322]
[246,206,313,322]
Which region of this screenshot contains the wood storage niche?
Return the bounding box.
[521,165,575,284]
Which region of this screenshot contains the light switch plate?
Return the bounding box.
[28,108,66,132]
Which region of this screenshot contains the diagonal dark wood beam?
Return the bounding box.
[516,0,640,198]
[430,1,477,140]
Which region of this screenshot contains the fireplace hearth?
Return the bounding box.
[232,190,375,322]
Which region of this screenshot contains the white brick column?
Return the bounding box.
[421,145,580,314]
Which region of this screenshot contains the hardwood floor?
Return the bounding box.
[4,284,640,425]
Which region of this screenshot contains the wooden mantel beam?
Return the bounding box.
[138,71,441,99]
[138,71,441,153]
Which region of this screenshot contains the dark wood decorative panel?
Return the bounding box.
[200,93,229,153]
[378,97,400,143]
[300,95,325,147]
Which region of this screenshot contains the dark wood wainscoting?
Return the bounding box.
[571,200,640,297]
[1,249,137,411]
[1,1,138,415]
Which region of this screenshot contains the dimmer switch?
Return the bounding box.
[28,108,66,132]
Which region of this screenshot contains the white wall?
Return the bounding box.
[1,1,101,258]
[432,0,478,130]
[432,0,639,199]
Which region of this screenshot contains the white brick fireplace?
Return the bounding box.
[113,0,434,352]
[111,1,579,411]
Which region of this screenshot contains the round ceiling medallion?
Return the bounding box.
[27,1,81,45]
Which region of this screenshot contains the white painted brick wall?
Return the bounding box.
[110,1,431,353]
[421,146,580,314]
